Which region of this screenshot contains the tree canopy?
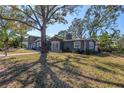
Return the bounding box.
[68,18,84,39]
[82,5,123,39]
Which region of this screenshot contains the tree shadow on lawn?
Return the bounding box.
[0,58,72,88]
[95,53,110,57]
[1,55,124,88]
[64,55,90,66]
[54,55,124,87]
[49,62,124,88]
[93,64,124,77]
[67,54,124,76]
[101,62,124,73]
[34,57,73,88]
[34,63,72,88]
[0,61,38,87]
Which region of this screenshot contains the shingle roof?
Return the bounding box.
[63,38,96,42]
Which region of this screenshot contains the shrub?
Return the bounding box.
[63,48,71,52]
[72,49,84,54]
[117,47,124,54]
[86,49,95,55]
[72,49,77,53]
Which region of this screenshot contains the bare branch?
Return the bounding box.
[34,10,43,17]
[10,6,38,24]
[47,5,65,22]
[0,15,40,31]
[28,5,42,28]
[46,5,57,18]
[40,6,45,21]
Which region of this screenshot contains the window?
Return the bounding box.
[55,43,59,49]
[36,42,38,47]
[37,42,41,47]
[89,41,94,49]
[32,43,35,48]
[74,41,81,49]
[51,41,60,51]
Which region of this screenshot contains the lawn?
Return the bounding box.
[0,49,37,54]
[0,52,124,88]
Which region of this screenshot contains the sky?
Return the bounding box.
[28,6,124,37]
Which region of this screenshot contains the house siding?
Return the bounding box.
[80,40,84,51]
[28,36,98,53]
[49,37,63,52]
[63,41,74,51]
[63,40,86,52]
[63,40,96,52]
[28,36,40,49]
[85,40,96,53]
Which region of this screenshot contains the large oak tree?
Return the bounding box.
[0,5,80,87]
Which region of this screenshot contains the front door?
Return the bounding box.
[51,41,60,52]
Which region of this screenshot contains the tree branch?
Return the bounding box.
[47,5,65,22]
[28,5,42,28]
[46,5,57,19]
[10,6,38,24]
[40,6,45,21]
[0,15,40,31]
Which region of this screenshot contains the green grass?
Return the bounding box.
[1,52,124,88]
[9,49,36,53]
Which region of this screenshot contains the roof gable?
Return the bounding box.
[50,37,63,41]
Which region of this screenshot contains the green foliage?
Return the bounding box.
[0,29,19,48]
[0,41,3,48]
[0,5,123,54]
[117,37,124,54]
[83,5,122,39]
[54,30,67,39]
[99,32,111,51]
[68,18,84,39]
[98,30,120,52]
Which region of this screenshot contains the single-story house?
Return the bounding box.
[28,34,98,53]
[49,37,98,53]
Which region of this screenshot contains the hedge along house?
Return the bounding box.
[28,34,98,53]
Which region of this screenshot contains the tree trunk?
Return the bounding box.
[36,22,48,87]
[40,22,47,65]
[20,35,23,48]
[4,42,8,56]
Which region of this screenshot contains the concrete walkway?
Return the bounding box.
[0,52,39,58]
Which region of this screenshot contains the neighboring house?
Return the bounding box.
[28,35,41,50]
[22,38,28,48]
[28,34,98,53]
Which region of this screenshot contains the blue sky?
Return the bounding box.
[28,6,124,37]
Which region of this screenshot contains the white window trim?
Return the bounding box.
[51,41,60,51]
[74,41,81,49]
[89,41,94,49]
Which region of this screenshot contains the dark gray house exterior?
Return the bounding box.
[28,35,98,54]
[49,37,98,53]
